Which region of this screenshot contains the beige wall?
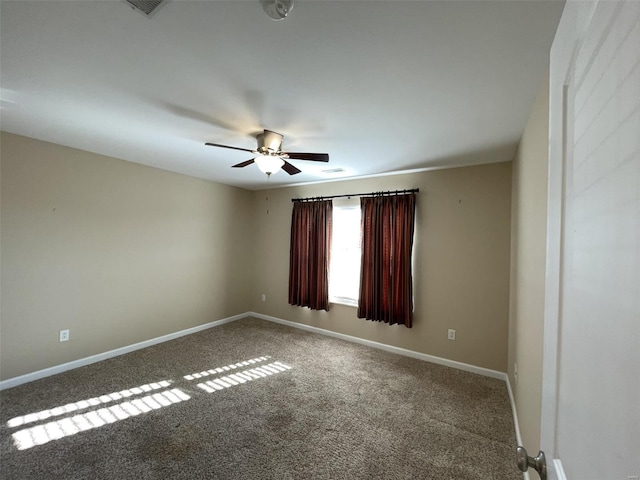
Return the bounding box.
[0,132,514,381]
[251,162,512,372]
[508,78,549,452]
[0,133,254,380]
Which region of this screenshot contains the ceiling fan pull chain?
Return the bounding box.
[266,174,271,216]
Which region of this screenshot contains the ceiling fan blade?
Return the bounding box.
[205,142,255,154]
[283,152,329,162]
[231,159,255,168]
[281,160,302,176]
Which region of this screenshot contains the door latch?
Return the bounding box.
[516,446,547,480]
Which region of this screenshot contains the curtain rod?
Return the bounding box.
[291,188,419,202]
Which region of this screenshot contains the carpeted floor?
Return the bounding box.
[0,317,521,479]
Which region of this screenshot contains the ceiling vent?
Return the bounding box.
[123,0,169,18]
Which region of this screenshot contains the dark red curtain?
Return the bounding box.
[357,193,416,327]
[288,200,333,311]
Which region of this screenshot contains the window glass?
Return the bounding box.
[329,201,361,306]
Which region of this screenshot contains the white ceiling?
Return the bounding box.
[0,0,564,190]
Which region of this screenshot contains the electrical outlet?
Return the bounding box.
[59,329,70,342]
[447,329,456,340]
[261,294,266,302]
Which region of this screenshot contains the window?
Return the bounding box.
[329,199,361,306]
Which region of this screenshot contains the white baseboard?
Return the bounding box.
[0,313,246,391]
[0,308,533,480]
[505,376,524,445]
[1,311,518,441]
[505,376,530,480]
[249,311,507,380]
[1,309,526,476]
[552,459,567,480]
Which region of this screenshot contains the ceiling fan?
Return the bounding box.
[205,129,329,176]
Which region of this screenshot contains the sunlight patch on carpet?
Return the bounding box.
[6,380,173,428]
[183,356,271,380]
[6,355,293,452]
[195,362,292,393]
[11,388,190,450]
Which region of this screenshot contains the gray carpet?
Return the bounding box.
[0,317,521,479]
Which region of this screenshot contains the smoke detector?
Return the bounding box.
[260,0,293,20]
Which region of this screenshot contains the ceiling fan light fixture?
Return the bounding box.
[255,155,284,175]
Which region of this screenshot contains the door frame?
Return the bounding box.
[541,2,598,479]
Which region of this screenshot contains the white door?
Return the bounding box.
[540,1,640,479]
